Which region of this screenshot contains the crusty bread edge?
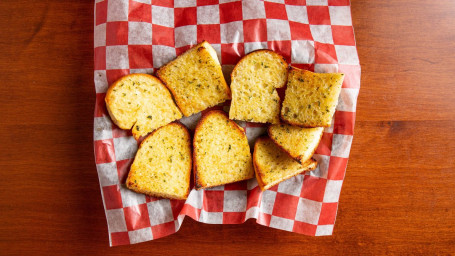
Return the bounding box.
[193,110,253,190]
[253,136,318,191]
[126,121,192,200]
[267,126,324,164]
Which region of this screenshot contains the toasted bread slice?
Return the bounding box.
[253,136,317,191]
[229,50,288,124]
[193,110,254,189]
[105,74,183,140]
[268,124,324,164]
[156,41,231,117]
[281,68,344,127]
[126,122,191,200]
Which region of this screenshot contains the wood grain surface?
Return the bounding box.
[0,0,454,255]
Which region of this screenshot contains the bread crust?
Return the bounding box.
[193,110,252,189]
[126,122,192,200]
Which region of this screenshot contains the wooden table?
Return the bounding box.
[1,1,454,255]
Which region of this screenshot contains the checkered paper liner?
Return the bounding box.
[93,0,360,246]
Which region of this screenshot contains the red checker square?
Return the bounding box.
[285,0,306,5]
[202,190,224,212]
[94,93,108,118]
[95,139,115,164]
[106,22,129,45]
[94,47,106,70]
[197,0,219,6]
[246,122,266,128]
[267,183,279,192]
[277,86,286,101]
[95,0,108,25]
[327,156,348,180]
[315,132,333,156]
[219,1,243,24]
[301,175,327,202]
[112,125,132,138]
[224,180,247,190]
[333,111,355,135]
[181,204,201,221]
[267,40,291,62]
[221,43,244,65]
[174,7,197,27]
[257,212,271,226]
[176,45,192,56]
[102,185,123,210]
[315,42,338,64]
[338,64,361,89]
[289,21,312,40]
[116,158,133,184]
[151,221,175,239]
[152,24,174,46]
[247,186,261,209]
[272,193,299,219]
[123,204,151,231]
[145,196,161,203]
[110,232,130,246]
[106,69,130,85]
[153,0,174,8]
[223,212,246,224]
[170,200,185,219]
[292,63,315,72]
[264,2,288,20]
[128,45,153,69]
[197,24,221,44]
[243,19,267,42]
[129,0,152,22]
[332,25,356,46]
[328,0,350,6]
[318,202,338,225]
[307,6,331,25]
[292,221,317,235]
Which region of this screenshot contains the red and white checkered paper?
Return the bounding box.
[93,0,360,246]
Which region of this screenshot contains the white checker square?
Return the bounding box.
[324,117,335,133]
[310,25,333,44]
[120,185,146,207]
[323,180,343,203]
[277,174,304,196]
[295,198,322,225]
[94,70,108,93]
[199,210,223,224]
[246,206,259,220]
[314,63,338,73]
[309,154,330,179]
[94,116,113,141]
[337,88,359,112]
[94,24,106,47]
[224,190,247,212]
[128,227,153,244]
[147,199,175,226]
[174,25,197,48]
[197,5,220,24]
[306,0,328,5]
[335,45,359,65]
[152,45,176,68]
[221,21,244,44]
[130,68,154,74]
[179,112,202,131]
[174,219,181,232]
[204,185,225,191]
[113,136,138,161]
[219,0,240,3]
[267,19,291,41]
[106,208,127,232]
[107,0,129,22]
[211,43,222,61]
[134,0,151,3]
[186,188,203,209]
[128,22,152,45]
[106,45,129,70]
[329,6,352,26]
[266,0,284,3]
[246,126,267,149]
[269,216,294,232]
[244,42,268,53]
[174,0,196,7]
[95,0,104,3]
[96,162,118,186]
[291,40,315,64]
[247,178,259,190]
[316,224,334,236]
[242,0,266,20]
[260,190,277,215]
[331,134,353,158]
[285,5,308,23]
[152,6,174,27]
